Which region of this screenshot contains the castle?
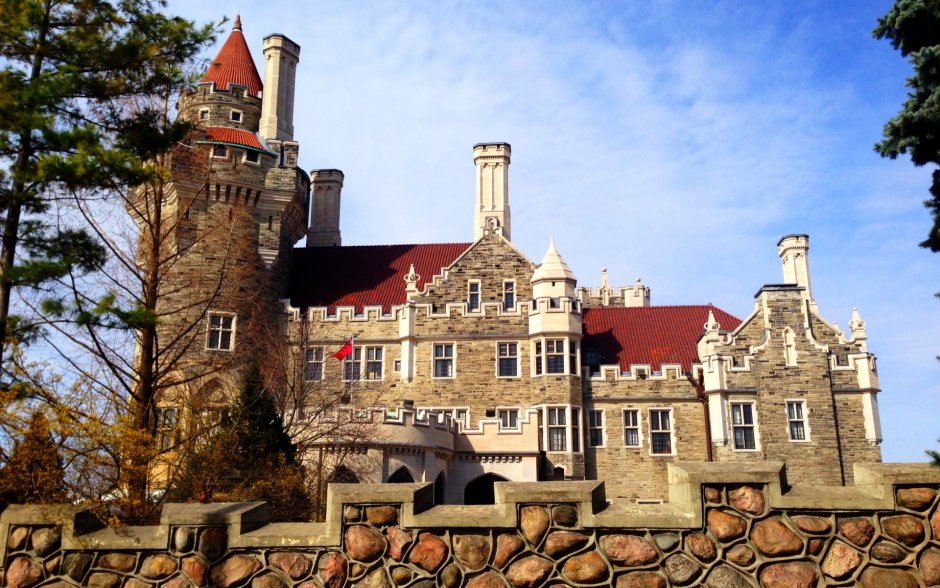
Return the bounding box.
[150,20,883,504]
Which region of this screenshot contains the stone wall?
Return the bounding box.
[3,462,939,588]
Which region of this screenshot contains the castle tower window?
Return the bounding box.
[433,343,455,378]
[206,312,235,351]
[786,400,809,441]
[497,342,518,378]
[198,109,209,120]
[365,346,383,380]
[547,407,566,451]
[212,145,227,158]
[343,348,362,381]
[468,281,480,311]
[572,407,581,452]
[588,410,604,447]
[731,402,758,451]
[498,408,519,429]
[546,339,565,373]
[623,410,640,447]
[569,341,579,375]
[245,150,259,164]
[648,409,673,455]
[304,348,323,381]
[503,280,515,310]
[230,109,242,122]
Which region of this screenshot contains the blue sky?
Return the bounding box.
[166,0,939,462]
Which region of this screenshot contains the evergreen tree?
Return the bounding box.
[169,364,312,521]
[928,439,940,466]
[0,0,214,367]
[874,0,940,251]
[0,411,67,505]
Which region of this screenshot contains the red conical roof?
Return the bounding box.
[199,16,263,97]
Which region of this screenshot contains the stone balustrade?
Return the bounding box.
[2,462,940,587]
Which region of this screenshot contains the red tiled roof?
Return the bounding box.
[199,22,263,97]
[582,305,741,372]
[290,243,472,312]
[201,127,268,151]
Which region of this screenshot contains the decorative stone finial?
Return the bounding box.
[704,310,721,334]
[234,14,242,31]
[404,263,421,300]
[849,308,866,340]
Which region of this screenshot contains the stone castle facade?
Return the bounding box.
[151,20,883,504]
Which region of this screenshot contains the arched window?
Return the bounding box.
[434,472,446,505]
[464,473,508,505]
[387,467,415,483]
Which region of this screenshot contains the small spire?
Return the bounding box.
[849,308,866,335]
[703,310,721,333]
[233,14,242,31]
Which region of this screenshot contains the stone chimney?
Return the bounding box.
[777,234,815,310]
[307,169,343,247]
[259,34,300,141]
[473,143,511,241]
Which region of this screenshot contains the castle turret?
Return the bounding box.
[473,143,511,241]
[307,169,344,247]
[777,234,815,311]
[529,238,580,338]
[259,33,300,141]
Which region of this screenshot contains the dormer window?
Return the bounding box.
[230,109,242,122]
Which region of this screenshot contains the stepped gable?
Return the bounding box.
[582,305,740,372]
[200,127,270,151]
[199,16,263,97]
[290,243,471,312]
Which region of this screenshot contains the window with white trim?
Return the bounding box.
[343,348,362,382]
[546,339,565,374]
[433,343,454,378]
[623,409,640,447]
[731,402,757,450]
[572,407,581,452]
[786,400,809,441]
[304,348,323,381]
[211,145,227,158]
[206,312,235,350]
[569,340,578,374]
[365,346,383,380]
[468,281,480,311]
[342,346,383,381]
[649,409,673,454]
[230,109,242,122]
[498,408,519,430]
[588,410,604,447]
[534,340,543,375]
[244,150,259,164]
[503,280,515,310]
[547,407,566,451]
[198,109,209,120]
[497,342,519,377]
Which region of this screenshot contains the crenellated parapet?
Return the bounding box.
[3,462,939,588]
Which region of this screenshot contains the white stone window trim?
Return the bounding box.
[198,108,210,120]
[531,337,577,377]
[467,280,481,312]
[648,407,675,456]
[230,108,243,122]
[785,399,811,442]
[587,409,605,448]
[342,345,385,382]
[243,149,261,166]
[205,311,236,351]
[623,408,642,449]
[730,401,761,452]
[497,407,520,431]
[495,341,520,379]
[502,280,516,311]
[544,405,569,452]
[432,342,456,379]
[210,144,228,159]
[304,347,324,382]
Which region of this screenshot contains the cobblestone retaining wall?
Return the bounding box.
[2,462,939,588]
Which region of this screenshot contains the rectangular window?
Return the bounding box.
[304,348,324,381]
[572,407,581,452]
[156,408,178,451]
[433,344,454,378]
[206,313,235,350]
[499,409,519,429]
[343,348,362,382]
[547,407,567,451]
[393,359,401,372]
[546,339,565,374]
[623,409,640,447]
[569,341,578,375]
[649,409,673,454]
[365,346,383,380]
[731,402,757,450]
[244,150,259,163]
[497,342,519,377]
[787,400,808,441]
[534,341,543,375]
[212,145,227,158]
[468,281,480,311]
[230,109,242,122]
[199,109,209,120]
[588,410,604,447]
[503,281,515,310]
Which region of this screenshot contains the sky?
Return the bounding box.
[164,0,939,463]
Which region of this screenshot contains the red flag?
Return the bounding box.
[333,338,354,360]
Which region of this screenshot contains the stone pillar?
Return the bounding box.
[260,34,300,141]
[473,143,511,241]
[307,169,343,247]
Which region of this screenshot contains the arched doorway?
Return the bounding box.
[434,472,446,505]
[329,466,359,484]
[387,467,415,483]
[464,473,508,505]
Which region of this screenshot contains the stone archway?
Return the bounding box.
[464,473,508,505]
